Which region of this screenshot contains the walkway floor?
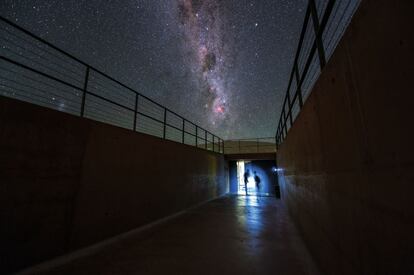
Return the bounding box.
[41,195,320,275]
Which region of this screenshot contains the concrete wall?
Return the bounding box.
[0,96,228,274]
[277,0,414,274]
[229,161,238,194]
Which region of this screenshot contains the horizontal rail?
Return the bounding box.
[275,0,360,148]
[0,15,224,153]
[224,137,276,154]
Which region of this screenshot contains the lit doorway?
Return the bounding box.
[236,160,260,195]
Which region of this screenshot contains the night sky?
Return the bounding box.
[0,0,309,139]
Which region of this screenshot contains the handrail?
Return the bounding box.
[224,137,276,154]
[0,15,224,153]
[275,0,360,148]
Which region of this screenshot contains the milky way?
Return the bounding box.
[0,0,357,139]
[177,0,233,129]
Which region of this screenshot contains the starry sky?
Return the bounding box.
[0,0,308,139]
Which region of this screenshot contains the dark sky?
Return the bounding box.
[0,0,309,139]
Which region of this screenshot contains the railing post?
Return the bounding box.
[284,121,288,138]
[133,94,138,131]
[0,15,228,153]
[275,136,278,150]
[294,63,304,108]
[276,124,280,144]
[282,109,288,134]
[182,119,185,144]
[163,108,167,139]
[309,0,326,69]
[80,66,90,117]
[205,131,207,150]
[287,91,293,127]
[196,126,198,147]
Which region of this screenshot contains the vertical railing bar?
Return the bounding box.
[133,94,138,131]
[219,139,221,153]
[298,40,317,93]
[277,121,281,140]
[218,139,220,153]
[163,108,167,139]
[293,5,312,80]
[0,16,227,152]
[287,89,293,127]
[182,119,185,144]
[294,63,304,108]
[276,130,279,148]
[285,121,288,137]
[274,4,311,145]
[309,0,327,68]
[195,126,198,148]
[278,3,311,117]
[319,0,338,39]
[80,66,90,117]
[205,131,207,150]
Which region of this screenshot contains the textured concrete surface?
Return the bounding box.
[277,0,414,274]
[38,195,320,275]
[0,96,227,274]
[225,152,276,161]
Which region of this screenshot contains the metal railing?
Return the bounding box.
[275,0,360,148]
[0,16,224,153]
[224,137,276,154]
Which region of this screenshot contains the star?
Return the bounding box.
[0,0,361,139]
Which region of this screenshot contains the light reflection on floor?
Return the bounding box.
[236,195,264,250]
[39,195,321,275]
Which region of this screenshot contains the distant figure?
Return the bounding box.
[243,169,250,195]
[254,171,261,192]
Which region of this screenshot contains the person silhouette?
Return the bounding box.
[253,171,261,193]
[243,169,250,195]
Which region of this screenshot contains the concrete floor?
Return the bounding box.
[39,195,320,275]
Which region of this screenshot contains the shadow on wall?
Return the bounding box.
[0,96,228,274]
